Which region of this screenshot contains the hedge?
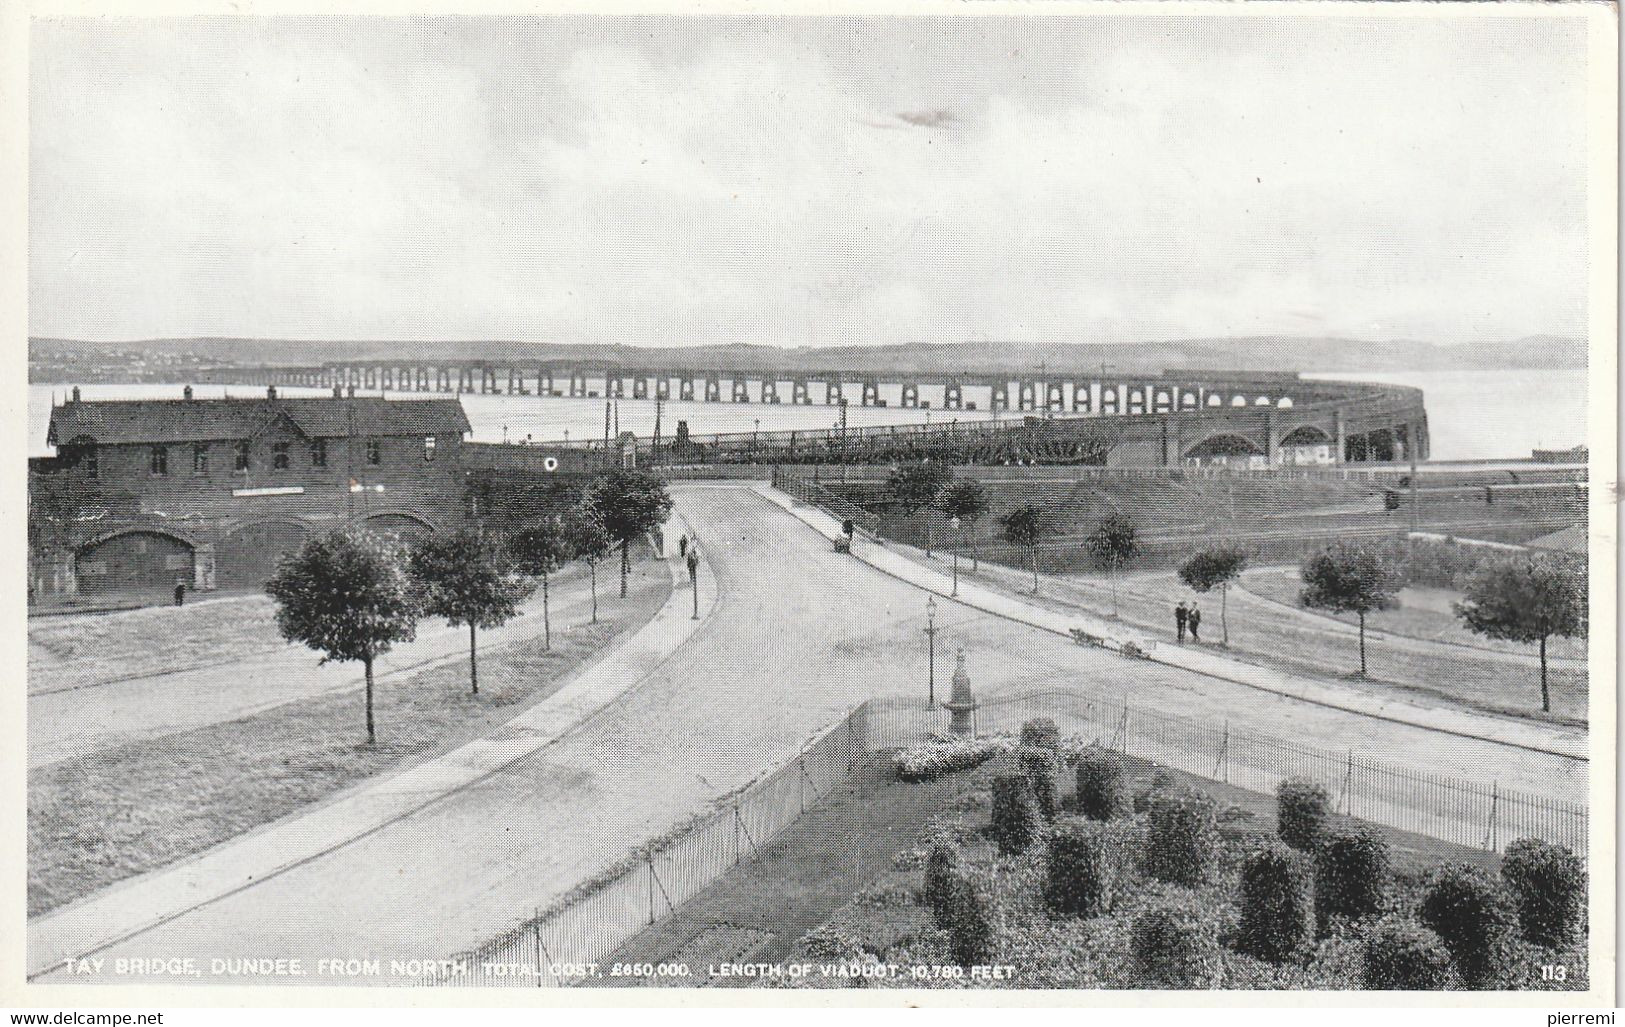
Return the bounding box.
[1074,746,1128,821]
[1044,818,1136,918]
[991,774,1044,856]
[921,839,960,928]
[1235,841,1314,964]
[1130,897,1224,988]
[1018,745,1059,822]
[1143,789,1219,886]
[1419,862,1516,989]
[1501,837,1586,949]
[1276,778,1330,851]
[939,873,994,968]
[1361,915,1454,990]
[1314,827,1390,936]
[1020,717,1060,752]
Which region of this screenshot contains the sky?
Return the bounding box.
[28,13,1593,348]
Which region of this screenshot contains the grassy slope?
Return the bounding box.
[28,561,669,916]
[770,754,1587,991]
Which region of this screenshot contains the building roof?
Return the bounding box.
[1526,524,1587,555]
[47,396,471,446]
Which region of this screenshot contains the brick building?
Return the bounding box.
[31,387,471,601]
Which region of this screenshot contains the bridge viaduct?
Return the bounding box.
[219,361,1429,469]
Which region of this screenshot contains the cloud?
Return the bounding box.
[28,15,1592,347]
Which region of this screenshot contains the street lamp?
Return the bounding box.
[925,597,938,705]
[950,516,961,596]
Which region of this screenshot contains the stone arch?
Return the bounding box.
[1184,433,1264,460]
[1206,394,1223,408]
[1276,397,1295,408]
[1230,395,1248,407]
[1278,424,1333,447]
[75,529,196,596]
[362,510,438,542]
[1254,395,1272,406]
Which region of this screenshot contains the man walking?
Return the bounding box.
[173,579,187,607]
[1174,601,1188,643]
[1188,602,1202,643]
[686,543,700,582]
[678,534,689,559]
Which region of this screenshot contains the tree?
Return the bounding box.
[1299,543,1404,678]
[1178,545,1248,646]
[939,479,990,571]
[1454,556,1587,713]
[562,504,615,624]
[411,529,534,694]
[1000,504,1047,593]
[265,529,421,745]
[585,469,674,598]
[1087,512,1141,619]
[886,462,950,556]
[506,515,570,650]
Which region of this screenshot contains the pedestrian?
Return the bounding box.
[686,544,700,582]
[1188,602,1202,643]
[174,579,187,607]
[1174,601,1188,643]
[678,534,689,559]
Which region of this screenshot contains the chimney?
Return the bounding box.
[70,386,81,403]
[267,385,278,400]
[183,385,194,401]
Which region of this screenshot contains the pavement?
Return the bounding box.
[27,484,1590,986]
[756,484,1587,762]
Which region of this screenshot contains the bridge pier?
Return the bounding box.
[761,379,779,403]
[570,373,586,398]
[1073,382,1092,413]
[609,376,626,399]
[1046,382,1065,412]
[656,378,671,400]
[706,378,721,402]
[826,381,843,405]
[901,383,919,408]
[992,383,1010,411]
[732,379,751,403]
[861,381,880,407]
[1127,384,1147,415]
[633,377,648,399]
[944,383,962,410]
[1018,381,1036,412]
[792,379,810,404]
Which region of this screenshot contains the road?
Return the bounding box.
[29,484,1588,985]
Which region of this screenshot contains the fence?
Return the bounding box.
[433,704,876,987]
[439,682,1585,988]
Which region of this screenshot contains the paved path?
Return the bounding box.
[28,564,607,768]
[28,485,1588,986]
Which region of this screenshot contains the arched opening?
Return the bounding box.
[363,512,436,544]
[1254,396,1272,406]
[219,521,311,590]
[1230,395,1248,407]
[1206,394,1223,408]
[1183,433,1264,468]
[76,530,194,598]
[1277,425,1335,467]
[1276,397,1295,409]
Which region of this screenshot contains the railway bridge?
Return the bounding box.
[223,361,1428,470]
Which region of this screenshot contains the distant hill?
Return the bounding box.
[29,334,1587,382]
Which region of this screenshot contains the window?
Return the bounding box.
[310,438,327,468]
[234,439,251,472]
[366,438,381,465]
[272,442,290,470]
[423,435,436,461]
[192,443,209,475]
[150,445,168,475]
[83,445,98,481]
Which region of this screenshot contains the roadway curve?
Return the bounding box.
[28,484,1586,986]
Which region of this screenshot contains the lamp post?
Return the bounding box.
[925,597,938,705]
[950,516,961,596]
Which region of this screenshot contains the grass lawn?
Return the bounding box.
[1241,567,1587,662]
[765,750,1588,991]
[28,562,669,917]
[27,595,290,694]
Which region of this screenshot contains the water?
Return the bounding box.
[28,368,1588,462]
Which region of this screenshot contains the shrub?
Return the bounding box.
[1074,746,1128,821]
[1276,778,1330,851]
[1418,862,1516,989]
[921,839,960,927]
[1144,789,1219,886]
[1131,898,1223,988]
[939,873,994,967]
[1044,819,1135,918]
[1501,837,1586,949]
[1020,717,1060,752]
[1361,915,1454,990]
[1235,841,1314,963]
[1314,827,1390,936]
[990,775,1043,855]
[1133,769,1177,815]
[1018,745,1059,821]
[895,736,1008,782]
